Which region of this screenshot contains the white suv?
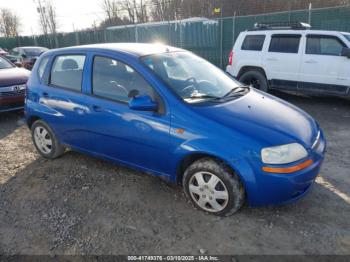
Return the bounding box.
[226,23,350,96]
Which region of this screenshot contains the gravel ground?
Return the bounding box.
[0,92,349,255]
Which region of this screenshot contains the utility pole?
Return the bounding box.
[33,0,50,47]
[232,11,236,45]
[73,23,80,46]
[308,3,312,25]
[220,0,223,69]
[31,27,38,46]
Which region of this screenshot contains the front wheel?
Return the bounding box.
[183,158,245,216]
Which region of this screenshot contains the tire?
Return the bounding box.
[183,158,245,216]
[31,120,65,159]
[239,70,269,93]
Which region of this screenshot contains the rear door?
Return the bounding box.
[299,34,348,95]
[263,33,302,90]
[40,53,92,149]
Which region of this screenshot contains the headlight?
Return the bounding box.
[261,143,308,164]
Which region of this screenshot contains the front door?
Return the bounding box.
[85,55,172,176]
[299,34,348,95]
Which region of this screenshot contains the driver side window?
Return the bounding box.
[92,56,153,103]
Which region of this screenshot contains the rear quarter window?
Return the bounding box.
[241,35,266,51]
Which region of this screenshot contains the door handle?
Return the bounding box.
[305,60,317,64]
[267,58,278,61]
[42,92,49,98]
[74,107,86,115]
[92,105,104,112]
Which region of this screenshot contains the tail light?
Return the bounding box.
[228,51,234,66]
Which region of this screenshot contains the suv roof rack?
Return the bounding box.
[252,22,311,31]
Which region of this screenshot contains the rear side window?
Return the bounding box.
[306,35,345,56]
[50,55,85,91]
[38,56,49,80]
[241,35,266,51]
[269,35,301,53]
[92,56,153,103]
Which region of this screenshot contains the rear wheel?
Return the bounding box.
[31,120,65,159]
[183,158,245,216]
[239,70,269,92]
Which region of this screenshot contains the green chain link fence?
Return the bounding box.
[1,5,350,68]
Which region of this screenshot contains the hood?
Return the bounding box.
[0,67,30,87]
[192,89,319,148]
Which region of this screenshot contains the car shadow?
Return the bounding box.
[271,90,350,108]
[0,110,25,140]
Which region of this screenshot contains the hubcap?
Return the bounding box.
[34,126,53,154]
[188,171,229,213]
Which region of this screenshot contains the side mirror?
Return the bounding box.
[341,47,350,58]
[128,95,158,111]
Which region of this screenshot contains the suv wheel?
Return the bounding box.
[239,70,269,92]
[31,120,65,159]
[183,158,245,216]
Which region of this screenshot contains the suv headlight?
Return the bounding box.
[261,143,308,164]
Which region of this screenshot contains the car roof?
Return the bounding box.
[46,43,184,57]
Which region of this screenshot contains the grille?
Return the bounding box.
[0,84,26,97]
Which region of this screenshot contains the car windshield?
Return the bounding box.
[141,52,246,103]
[343,34,350,42]
[0,56,14,69]
[23,47,48,56]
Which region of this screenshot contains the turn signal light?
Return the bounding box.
[262,159,314,174]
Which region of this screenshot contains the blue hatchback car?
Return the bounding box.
[25,43,326,216]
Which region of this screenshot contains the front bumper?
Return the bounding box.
[244,130,326,207]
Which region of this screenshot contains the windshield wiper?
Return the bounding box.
[221,85,249,99]
[187,94,221,100]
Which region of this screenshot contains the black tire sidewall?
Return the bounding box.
[239,70,268,92]
[183,158,245,216]
[31,120,63,159]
